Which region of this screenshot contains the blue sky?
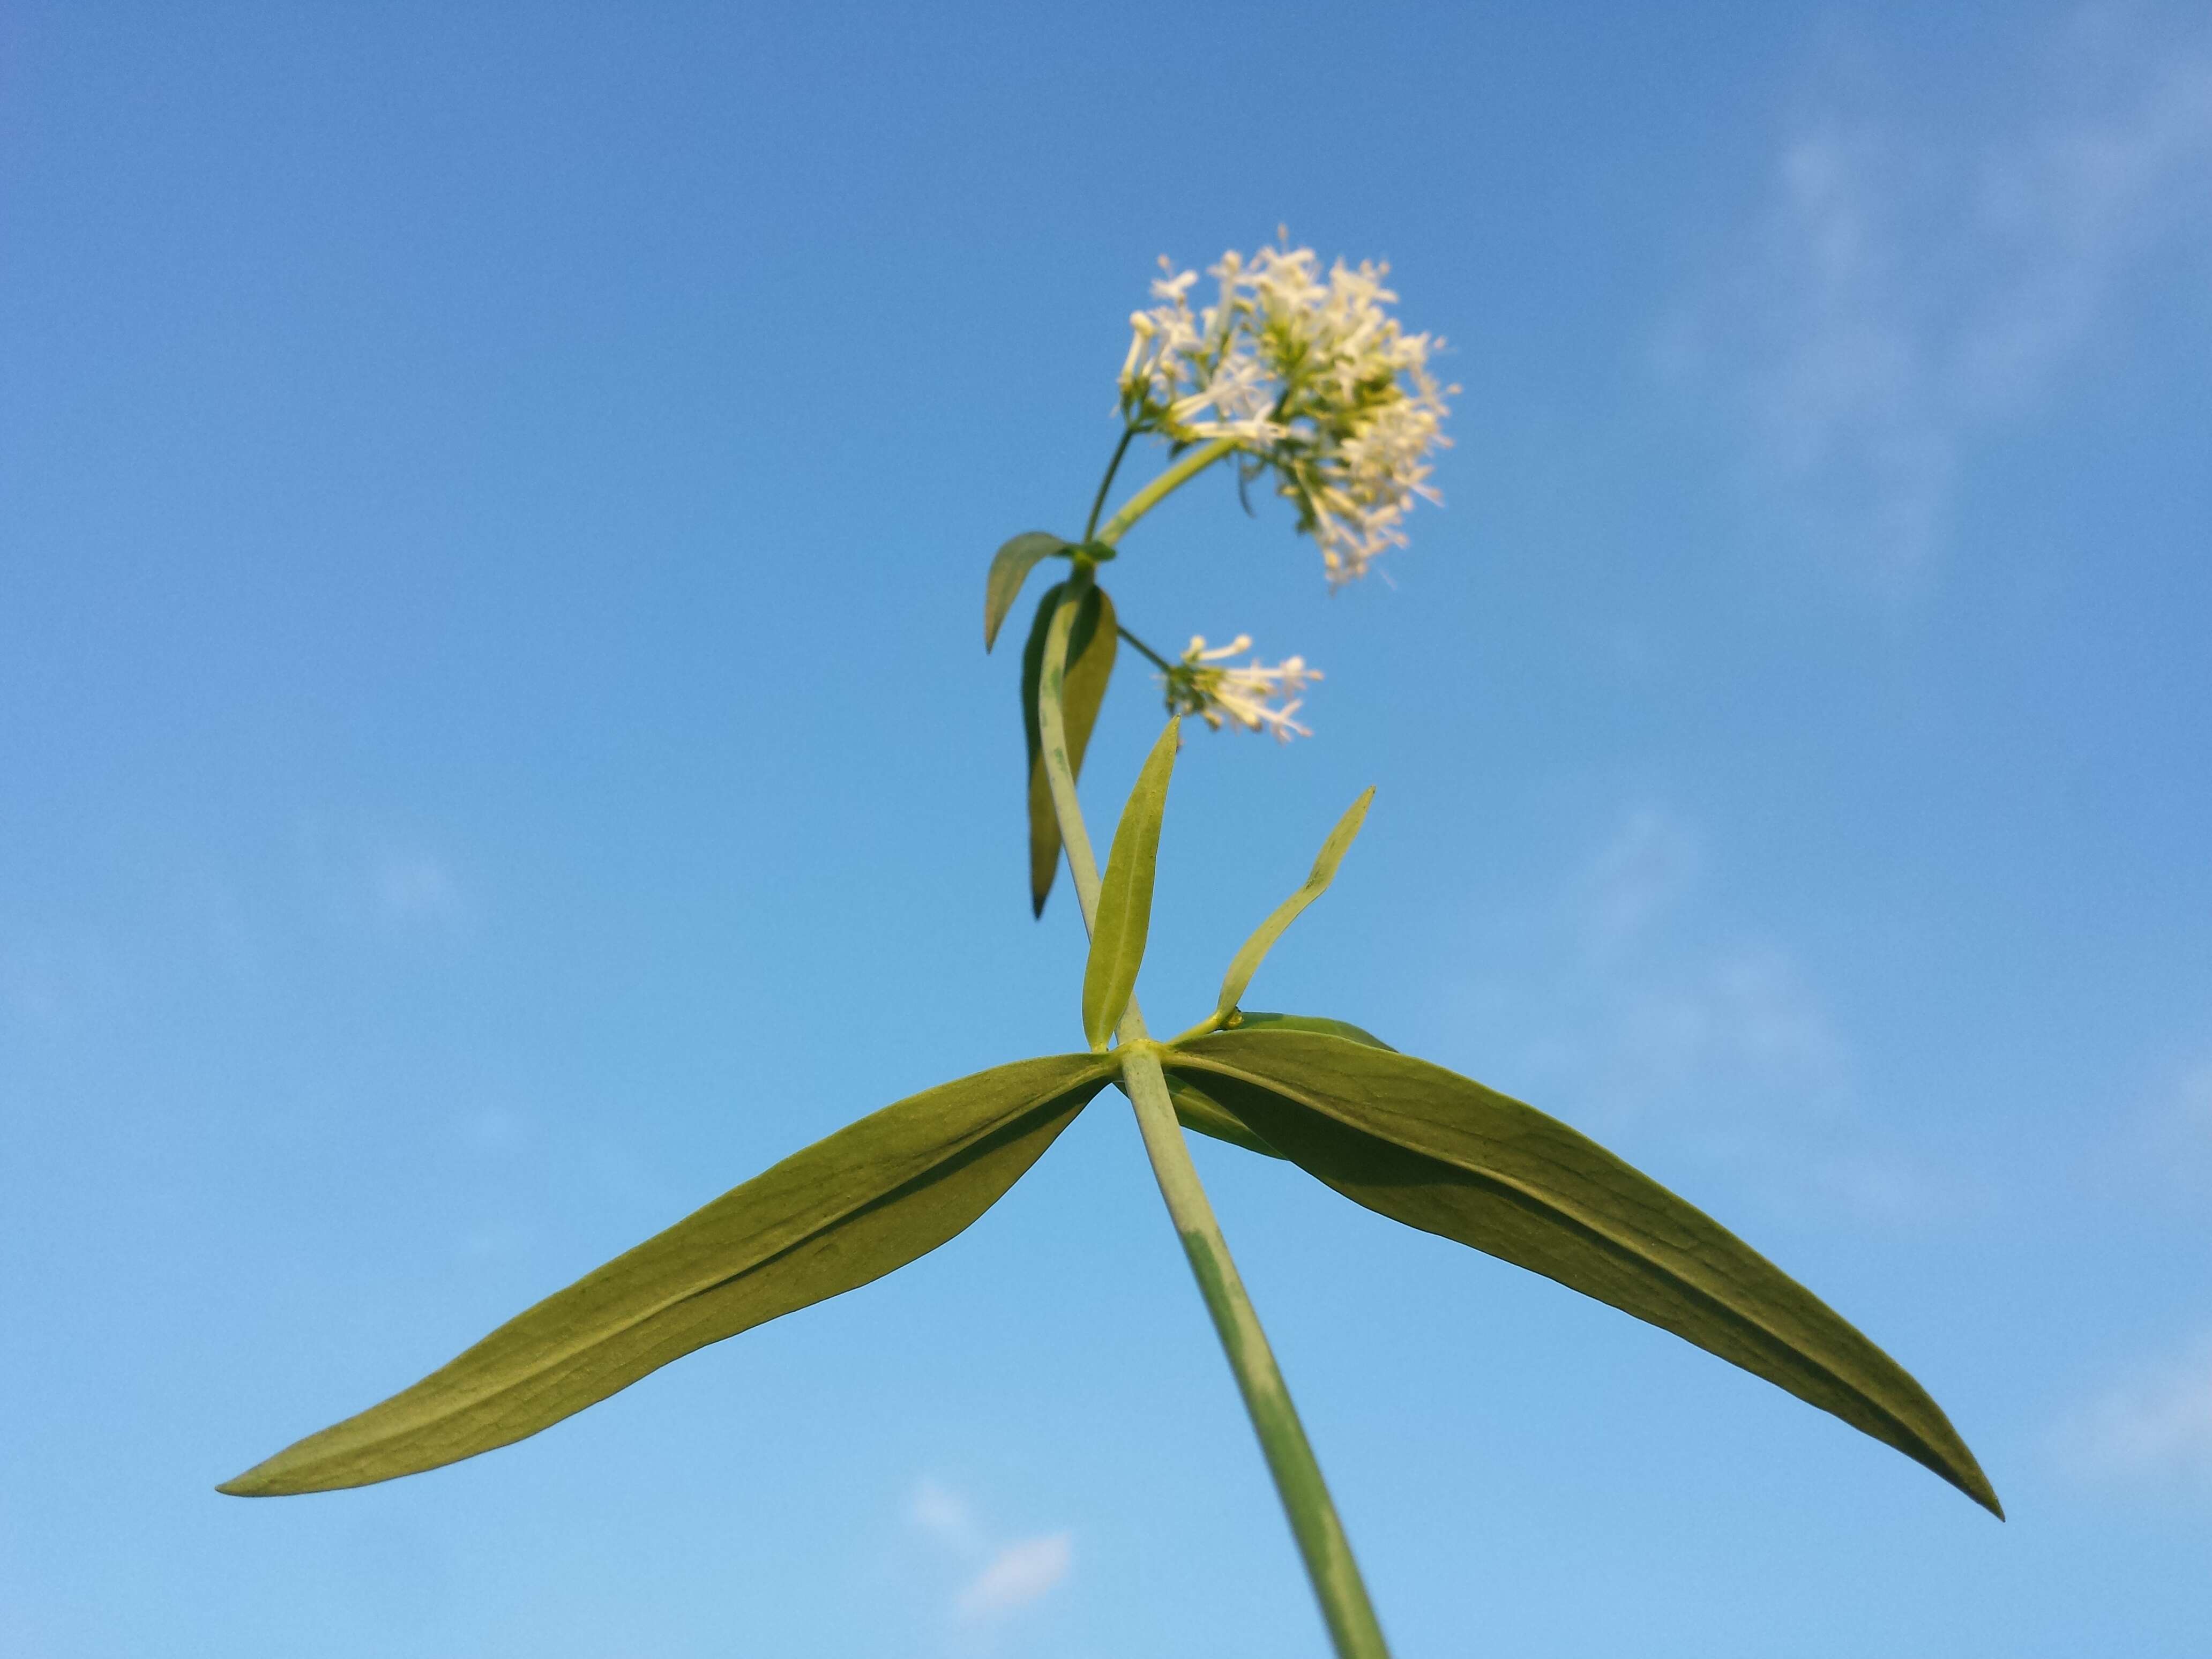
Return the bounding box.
[3,3,2208,1654]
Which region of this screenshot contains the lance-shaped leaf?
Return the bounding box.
[1215,788,1374,1018]
[984,532,1069,652]
[1227,1010,1397,1049]
[1020,582,1117,917]
[1168,1013,1396,1159]
[1165,1073,1284,1157]
[1163,1029,2002,1516]
[1082,717,1180,1049]
[221,1053,1114,1497]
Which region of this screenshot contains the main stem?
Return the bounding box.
[1036,569,1392,1659]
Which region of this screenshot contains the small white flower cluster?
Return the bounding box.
[1162,635,1321,742]
[1118,240,1454,585]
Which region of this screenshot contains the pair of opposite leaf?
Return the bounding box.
[222,715,2001,1521]
[987,529,1119,917]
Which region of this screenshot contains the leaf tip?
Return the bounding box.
[215,1461,282,1498]
[987,532,1070,653]
[1144,714,1184,777]
[1955,1463,2005,1520]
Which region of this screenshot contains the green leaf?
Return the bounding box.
[1165,1073,1286,1158]
[1226,1010,1397,1050]
[1166,1014,1391,1159]
[1163,1030,2003,1516]
[220,1053,1114,1497]
[984,532,1070,652]
[1020,583,1117,917]
[1215,789,1374,1018]
[1160,1014,1385,1159]
[1081,717,1180,1050]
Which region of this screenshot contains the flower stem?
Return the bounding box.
[1114,624,1177,674]
[1093,436,1239,548]
[1035,572,1392,1659]
[1083,425,1139,542]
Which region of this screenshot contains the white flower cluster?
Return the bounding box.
[1118,241,1454,585]
[1162,635,1321,742]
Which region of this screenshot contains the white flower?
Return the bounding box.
[1120,260,1284,447]
[1162,634,1321,742]
[1116,238,1455,584]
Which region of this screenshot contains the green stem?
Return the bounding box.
[1035,574,1392,1659]
[1093,436,1239,548]
[1115,624,1177,674]
[1083,425,1139,542]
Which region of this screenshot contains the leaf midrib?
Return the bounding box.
[317,1065,1113,1436]
[1163,1046,1934,1451]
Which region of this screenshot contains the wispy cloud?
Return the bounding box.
[1548,809,1852,1126]
[909,1478,986,1555]
[1474,804,1951,1222]
[1574,805,1698,961]
[2154,1060,2212,1186]
[290,814,470,939]
[2054,1333,2212,1489]
[905,1477,1073,1634]
[2098,1055,2212,1200]
[1599,940,1852,1120]
[1665,17,2212,586]
[953,1533,1073,1621]
[372,852,464,928]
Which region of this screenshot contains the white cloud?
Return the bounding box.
[1667,19,2212,584]
[374,853,462,925]
[2056,1334,2212,1488]
[455,1104,529,1154]
[2162,1062,2212,1168]
[909,1478,984,1553]
[905,1478,1072,1632]
[1472,804,1952,1223]
[1575,806,1698,959]
[1607,941,1851,1111]
[1545,807,1852,1124]
[954,1533,1073,1622]
[458,1222,531,1261]
[2103,1056,2212,1199]
[289,814,470,938]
